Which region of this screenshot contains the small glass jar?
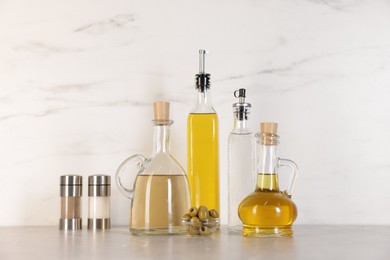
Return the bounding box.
[60,175,82,230]
[88,175,111,230]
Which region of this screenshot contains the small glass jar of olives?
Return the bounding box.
[182,206,220,236]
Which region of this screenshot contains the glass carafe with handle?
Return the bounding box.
[116,101,191,235]
[238,122,298,237]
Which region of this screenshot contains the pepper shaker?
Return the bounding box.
[60,175,82,230]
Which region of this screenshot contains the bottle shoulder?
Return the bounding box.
[228,131,254,142]
[188,113,218,122]
[143,153,186,175]
[190,106,216,114]
[230,129,253,135]
[240,191,296,207]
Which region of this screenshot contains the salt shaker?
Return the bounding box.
[60,175,82,230]
[88,175,111,230]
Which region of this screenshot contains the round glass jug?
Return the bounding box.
[116,101,191,235]
[238,122,298,237]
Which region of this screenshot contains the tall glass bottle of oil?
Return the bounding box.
[228,88,256,232]
[187,50,219,211]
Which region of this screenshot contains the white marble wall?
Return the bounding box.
[1,0,390,226]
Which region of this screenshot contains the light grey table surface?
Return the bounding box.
[0,226,389,260]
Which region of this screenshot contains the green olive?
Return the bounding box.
[190,216,201,228]
[188,226,199,235]
[209,209,219,218]
[188,207,198,217]
[198,206,208,214]
[199,226,211,236]
[183,213,191,221]
[198,208,209,221]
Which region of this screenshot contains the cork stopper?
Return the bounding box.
[260,122,278,135]
[153,101,170,122]
[259,122,279,145]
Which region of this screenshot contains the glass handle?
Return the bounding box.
[277,158,298,197]
[115,154,147,200]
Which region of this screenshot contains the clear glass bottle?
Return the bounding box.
[187,50,219,211]
[238,122,298,237]
[116,101,191,235]
[228,89,255,232]
[60,175,82,230]
[88,175,111,230]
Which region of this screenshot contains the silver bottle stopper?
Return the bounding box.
[233,88,251,121]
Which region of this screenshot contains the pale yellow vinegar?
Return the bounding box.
[130,175,190,235]
[187,113,219,211]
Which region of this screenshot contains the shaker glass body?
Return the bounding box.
[61,197,81,219]
[88,197,110,219]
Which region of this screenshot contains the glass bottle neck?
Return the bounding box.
[232,116,251,134]
[256,144,279,191]
[191,88,215,113]
[152,122,171,155]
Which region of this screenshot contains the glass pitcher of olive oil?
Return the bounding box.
[238,122,298,237]
[116,101,191,235]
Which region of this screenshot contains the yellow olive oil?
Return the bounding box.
[238,173,297,236]
[187,113,219,211]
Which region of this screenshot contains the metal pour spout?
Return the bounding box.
[196,49,210,91]
[199,49,207,74]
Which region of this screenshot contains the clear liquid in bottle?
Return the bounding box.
[228,89,255,231]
